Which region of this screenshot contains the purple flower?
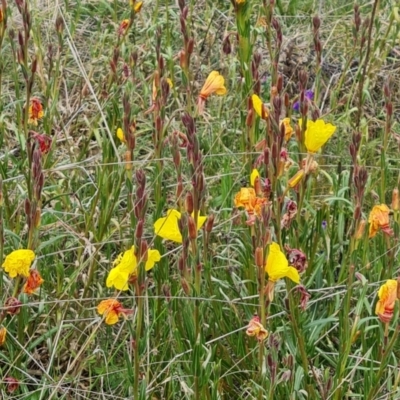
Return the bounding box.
[293,90,314,112]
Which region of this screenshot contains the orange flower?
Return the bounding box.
[280,118,293,141]
[97,299,133,325]
[375,280,397,323]
[23,269,44,294]
[368,204,393,238]
[234,188,267,217]
[198,71,226,114]
[246,316,268,342]
[118,19,130,36]
[28,98,44,125]
[199,71,227,100]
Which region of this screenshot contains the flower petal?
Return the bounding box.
[106,267,130,291]
[154,209,183,243]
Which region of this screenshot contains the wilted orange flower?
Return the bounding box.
[31,132,52,154]
[198,71,226,114]
[97,299,133,325]
[23,269,44,294]
[368,204,393,238]
[246,316,268,342]
[118,19,130,36]
[0,327,6,346]
[281,118,293,141]
[375,280,397,323]
[234,187,267,217]
[28,98,44,125]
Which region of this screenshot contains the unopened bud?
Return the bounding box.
[187,38,194,54]
[205,214,214,232]
[246,108,254,127]
[188,215,197,239]
[392,188,399,211]
[181,277,190,295]
[135,219,144,240]
[185,192,193,214]
[354,219,366,240]
[255,247,264,268]
[222,35,231,55]
[124,150,132,170]
[34,207,41,228]
[179,50,186,69]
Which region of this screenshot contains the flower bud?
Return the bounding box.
[354,219,366,240]
[392,188,399,211]
[188,215,197,239]
[205,214,214,233]
[181,277,190,295]
[255,247,264,268]
[185,192,193,214]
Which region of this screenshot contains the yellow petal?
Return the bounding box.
[117,128,126,143]
[250,169,260,187]
[106,267,130,291]
[252,94,262,118]
[265,242,300,283]
[154,209,183,243]
[197,215,207,230]
[145,249,161,271]
[105,312,119,325]
[114,247,137,274]
[300,119,336,153]
[285,267,300,284]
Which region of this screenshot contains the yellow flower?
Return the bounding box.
[106,246,161,291]
[97,299,133,325]
[375,280,398,323]
[246,316,268,342]
[117,128,126,143]
[252,94,269,120]
[154,209,207,243]
[250,169,260,187]
[0,327,6,346]
[199,71,227,100]
[280,118,293,141]
[2,249,35,278]
[368,204,393,238]
[299,119,336,153]
[265,242,300,283]
[129,0,143,13]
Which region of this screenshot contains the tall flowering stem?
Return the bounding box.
[151,30,170,215]
[133,169,148,399]
[182,113,206,400]
[178,0,194,109]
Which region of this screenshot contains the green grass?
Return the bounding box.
[1,0,400,398]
